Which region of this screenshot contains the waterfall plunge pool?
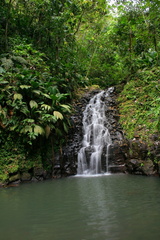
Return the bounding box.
[1,174,160,240]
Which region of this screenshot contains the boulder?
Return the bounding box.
[9,173,20,182]
[141,160,155,176]
[20,172,32,181]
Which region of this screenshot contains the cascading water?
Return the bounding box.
[77,89,112,175]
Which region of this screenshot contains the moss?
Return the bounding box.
[118,67,160,143]
[74,85,101,99]
[0,133,49,183]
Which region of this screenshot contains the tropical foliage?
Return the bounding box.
[118,67,160,141]
[0,0,159,182]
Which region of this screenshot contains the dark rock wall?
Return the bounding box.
[57,89,101,176]
[56,87,160,177]
[55,88,128,176]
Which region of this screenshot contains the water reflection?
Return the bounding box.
[76,175,120,240]
[0,175,160,240]
[76,174,160,240]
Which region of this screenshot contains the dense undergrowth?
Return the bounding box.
[0,41,72,183]
[118,67,160,143]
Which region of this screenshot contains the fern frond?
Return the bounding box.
[12,56,28,65]
[1,57,14,70]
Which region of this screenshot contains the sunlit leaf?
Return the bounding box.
[13,93,23,100]
[42,93,51,99]
[53,111,63,120]
[20,85,31,89]
[33,90,41,95]
[33,125,45,135]
[41,104,51,111]
[0,80,8,84]
[60,104,71,112]
[20,126,32,133]
[29,100,38,108]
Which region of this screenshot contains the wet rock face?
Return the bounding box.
[56,88,129,176]
[56,87,160,177]
[58,90,101,176]
[125,139,159,176]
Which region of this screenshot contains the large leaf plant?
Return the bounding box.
[0,40,71,145]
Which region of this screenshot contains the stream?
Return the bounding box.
[1,174,160,240]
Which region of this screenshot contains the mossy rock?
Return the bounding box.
[141,160,155,176]
[20,172,32,181]
[9,173,20,182]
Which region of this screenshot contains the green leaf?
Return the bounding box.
[10,125,18,131]
[33,90,42,95]
[0,67,6,74]
[42,93,51,99]
[29,100,38,108]
[20,107,30,116]
[13,93,23,100]
[0,80,8,84]
[23,118,34,123]
[20,126,32,133]
[63,122,68,133]
[20,85,31,89]
[60,104,71,112]
[53,111,63,120]
[55,128,62,136]
[33,125,45,135]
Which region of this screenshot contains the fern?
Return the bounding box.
[12,56,28,65]
[0,67,5,74]
[1,57,14,70]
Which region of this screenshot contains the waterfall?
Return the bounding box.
[77,89,112,175]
